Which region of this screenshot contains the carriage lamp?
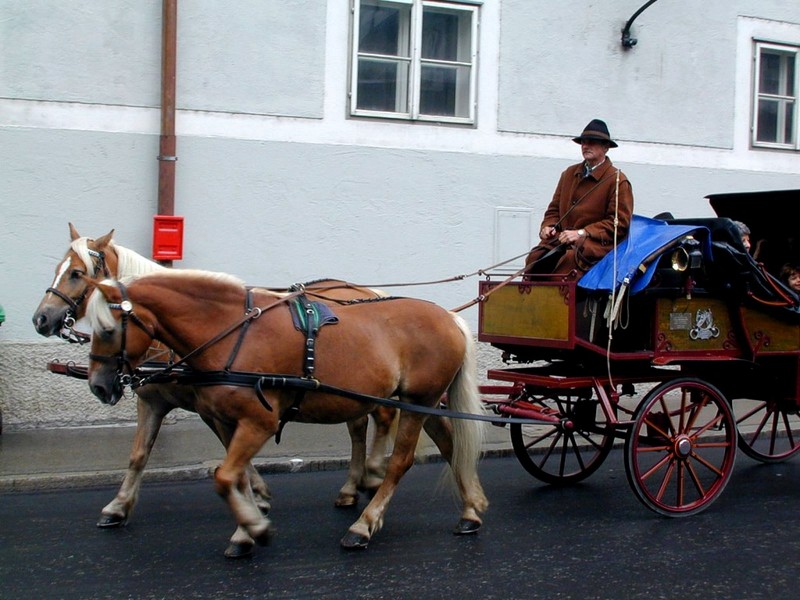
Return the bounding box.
[671,237,702,272]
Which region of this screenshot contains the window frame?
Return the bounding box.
[752,40,799,150]
[350,0,480,125]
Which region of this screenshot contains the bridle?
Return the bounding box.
[47,247,110,344]
[88,281,155,390]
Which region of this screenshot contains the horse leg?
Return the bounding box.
[361,407,396,492]
[245,462,271,514]
[204,417,272,559]
[422,414,488,534]
[223,477,272,559]
[335,416,369,507]
[340,410,426,550]
[214,421,275,553]
[97,393,168,527]
[203,415,272,515]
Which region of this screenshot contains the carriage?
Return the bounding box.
[35,188,800,557]
[476,188,800,517]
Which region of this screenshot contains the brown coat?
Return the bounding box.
[526,158,634,276]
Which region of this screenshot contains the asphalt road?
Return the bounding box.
[2,451,800,600]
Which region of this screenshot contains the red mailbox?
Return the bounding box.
[152,215,184,261]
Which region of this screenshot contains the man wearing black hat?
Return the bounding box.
[525,119,634,277]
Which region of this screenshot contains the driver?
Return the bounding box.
[525,119,634,278]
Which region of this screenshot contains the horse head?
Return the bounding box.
[84,276,157,406]
[32,223,116,338]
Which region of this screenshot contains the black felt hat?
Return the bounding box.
[572,119,618,148]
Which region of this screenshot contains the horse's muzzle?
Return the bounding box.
[89,376,123,406]
[32,307,65,337]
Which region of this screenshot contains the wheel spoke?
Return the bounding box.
[510,394,615,485]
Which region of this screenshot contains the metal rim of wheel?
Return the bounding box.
[623,377,737,518]
[734,397,800,463]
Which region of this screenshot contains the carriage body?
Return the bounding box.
[479,189,800,516]
[478,272,800,405]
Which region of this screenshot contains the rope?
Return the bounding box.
[605,168,622,390]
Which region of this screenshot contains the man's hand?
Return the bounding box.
[557,228,585,245]
[539,225,557,240]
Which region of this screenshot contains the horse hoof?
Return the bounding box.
[453,519,481,535]
[96,514,127,528]
[334,493,358,508]
[224,542,254,559]
[253,524,276,547]
[340,531,370,550]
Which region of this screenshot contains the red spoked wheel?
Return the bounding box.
[734,397,800,463]
[509,391,616,485]
[624,378,737,517]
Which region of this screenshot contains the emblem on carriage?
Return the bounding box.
[689,308,719,340]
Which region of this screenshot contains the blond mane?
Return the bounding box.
[70,237,166,278]
[86,269,246,336]
[85,279,119,333]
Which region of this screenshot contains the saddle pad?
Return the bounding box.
[290,297,339,333]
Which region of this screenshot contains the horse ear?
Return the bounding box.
[94,229,115,251]
[82,275,122,304]
[69,222,80,241]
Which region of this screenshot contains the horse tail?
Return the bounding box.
[445,312,486,492]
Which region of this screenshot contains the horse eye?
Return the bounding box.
[70,269,87,280]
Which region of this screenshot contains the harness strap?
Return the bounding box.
[140,289,306,381]
[224,288,256,372]
[165,370,557,426]
[275,294,339,443]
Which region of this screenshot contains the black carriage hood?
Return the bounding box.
[706,188,800,275]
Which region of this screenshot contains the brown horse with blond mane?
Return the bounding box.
[32,224,397,557]
[84,268,488,555]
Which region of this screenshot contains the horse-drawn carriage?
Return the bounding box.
[477,188,800,516]
[34,188,800,557]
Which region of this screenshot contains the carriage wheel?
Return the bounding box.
[510,392,615,485]
[623,377,736,518]
[734,397,800,463]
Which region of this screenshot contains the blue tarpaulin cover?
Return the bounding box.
[578,214,709,294]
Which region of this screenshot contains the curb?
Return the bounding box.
[0,447,517,494]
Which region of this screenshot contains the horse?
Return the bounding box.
[32,224,397,557]
[83,268,488,554]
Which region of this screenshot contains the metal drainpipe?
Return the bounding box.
[157,0,178,267]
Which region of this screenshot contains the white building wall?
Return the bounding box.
[1,0,799,429]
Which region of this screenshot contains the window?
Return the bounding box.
[753,42,799,149]
[351,0,479,124]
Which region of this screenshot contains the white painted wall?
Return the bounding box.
[1,0,799,430]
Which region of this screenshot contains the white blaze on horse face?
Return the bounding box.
[51,257,72,288]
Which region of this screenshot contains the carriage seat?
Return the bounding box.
[666,217,800,317]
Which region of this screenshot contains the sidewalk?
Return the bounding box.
[0,417,515,493]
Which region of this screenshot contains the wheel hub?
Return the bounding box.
[673,434,692,459]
